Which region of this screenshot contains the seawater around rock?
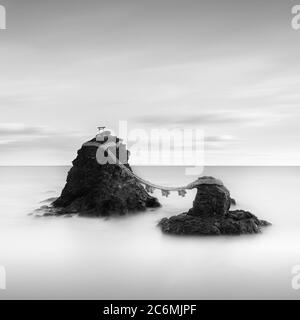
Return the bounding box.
[158,176,271,235]
[35,135,270,235]
[39,136,160,217]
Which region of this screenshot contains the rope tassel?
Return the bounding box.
[161,190,170,197]
[178,189,187,197]
[87,140,197,197]
[145,185,155,193]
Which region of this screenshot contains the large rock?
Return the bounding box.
[159,176,270,235]
[188,178,231,217]
[50,135,160,216]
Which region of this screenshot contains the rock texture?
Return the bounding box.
[188,183,231,217]
[49,135,160,216]
[159,176,270,235]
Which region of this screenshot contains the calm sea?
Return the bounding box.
[0,166,299,299]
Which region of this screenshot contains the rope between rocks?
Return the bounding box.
[83,140,223,197]
[84,141,190,196]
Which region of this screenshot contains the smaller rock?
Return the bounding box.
[190,185,230,217]
[158,176,271,236]
[158,210,271,236]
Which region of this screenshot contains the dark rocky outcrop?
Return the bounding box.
[159,210,270,235]
[159,176,270,235]
[45,134,160,217]
[188,182,231,217]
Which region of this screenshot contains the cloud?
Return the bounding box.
[0,123,46,136]
[0,125,90,165]
[134,112,256,127]
[0,123,88,150]
[204,135,236,142]
[133,108,290,130]
[0,135,82,150]
[203,135,237,151]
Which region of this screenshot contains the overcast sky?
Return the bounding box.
[0,0,300,165]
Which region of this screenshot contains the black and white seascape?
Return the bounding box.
[1,0,300,300]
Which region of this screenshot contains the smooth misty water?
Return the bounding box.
[0,166,300,299]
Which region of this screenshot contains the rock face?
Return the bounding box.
[51,135,160,216]
[159,176,270,235]
[189,183,231,217]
